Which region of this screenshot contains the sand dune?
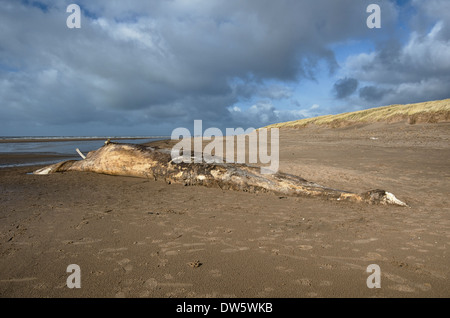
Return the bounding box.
[266,98,450,129]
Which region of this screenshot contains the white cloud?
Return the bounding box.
[342,7,450,106]
[228,101,322,127]
[402,22,450,73]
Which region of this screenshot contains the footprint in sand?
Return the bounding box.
[164,274,173,280]
[319,263,335,270]
[296,278,312,286]
[117,258,133,272]
[209,269,222,278]
[99,247,128,254]
[275,266,294,273]
[220,247,249,253]
[33,282,48,290]
[139,290,151,298]
[75,220,89,229]
[90,270,104,276]
[157,258,168,267]
[388,284,415,293]
[363,252,385,261]
[115,291,126,298]
[256,287,275,297]
[144,278,158,290]
[416,283,432,291]
[383,272,408,284]
[123,265,133,272]
[319,280,332,287]
[117,258,130,266]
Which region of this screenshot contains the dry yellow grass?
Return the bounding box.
[265,98,450,129]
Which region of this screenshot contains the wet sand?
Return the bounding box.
[0,122,449,298]
[0,153,77,167]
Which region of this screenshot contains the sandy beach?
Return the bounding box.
[0,122,449,298]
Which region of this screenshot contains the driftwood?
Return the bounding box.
[33,142,408,206]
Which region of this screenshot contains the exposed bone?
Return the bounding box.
[383,192,409,207]
[76,148,86,159]
[33,142,409,207]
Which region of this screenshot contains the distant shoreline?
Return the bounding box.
[0,136,170,143]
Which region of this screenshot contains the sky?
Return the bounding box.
[0,0,449,136]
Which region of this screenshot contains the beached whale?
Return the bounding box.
[33,142,408,207]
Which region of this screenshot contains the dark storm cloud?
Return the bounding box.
[227,101,309,129]
[359,86,392,102]
[333,77,359,99]
[343,0,450,106]
[0,0,402,135]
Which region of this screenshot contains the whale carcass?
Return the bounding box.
[33,142,408,206]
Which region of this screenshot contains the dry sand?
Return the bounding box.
[0,122,449,298]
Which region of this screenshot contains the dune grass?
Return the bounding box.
[265,98,450,129]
